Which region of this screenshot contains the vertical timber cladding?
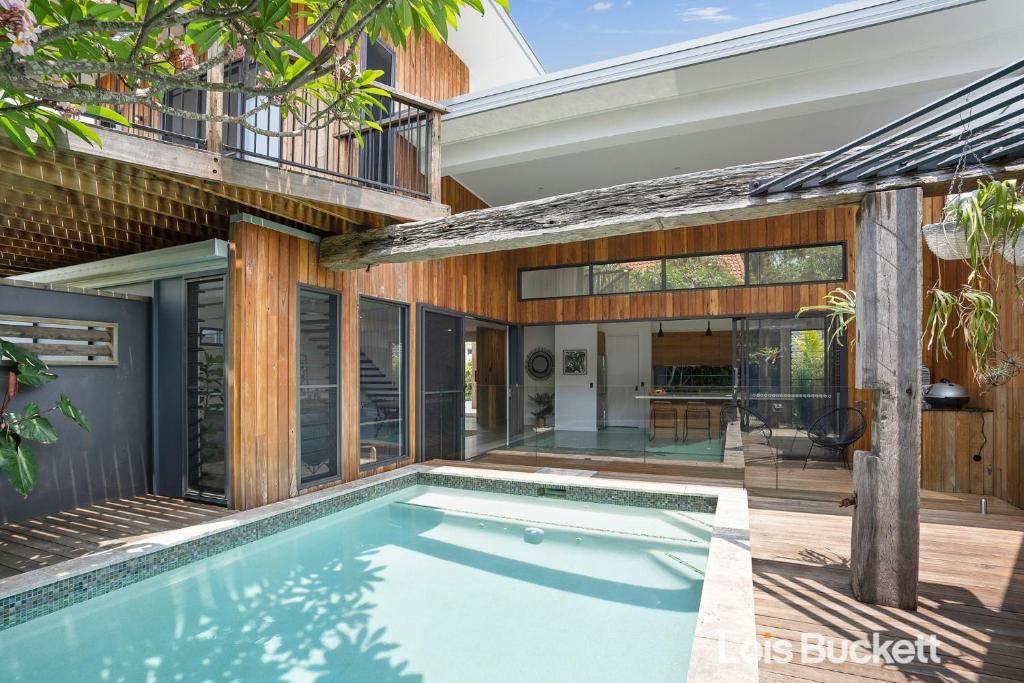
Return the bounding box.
[920,195,1024,508]
[227,219,515,510]
[511,208,859,322]
[229,207,864,507]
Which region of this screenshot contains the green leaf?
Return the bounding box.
[16,406,59,445]
[58,394,91,432]
[0,440,38,497]
[44,113,102,148]
[1,340,47,370]
[84,104,131,128]
[275,30,315,62]
[86,3,128,19]
[0,115,37,156]
[188,22,223,56]
[14,365,57,388]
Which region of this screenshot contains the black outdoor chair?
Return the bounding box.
[803,407,867,470]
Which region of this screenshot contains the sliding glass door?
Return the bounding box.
[464,320,508,459]
[358,297,409,470]
[297,287,340,487]
[734,316,842,456]
[419,310,464,461]
[184,276,227,501]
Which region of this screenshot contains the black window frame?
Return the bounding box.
[517,242,847,301]
[296,284,342,490]
[357,294,410,471]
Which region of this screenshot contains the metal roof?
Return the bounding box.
[444,0,978,118]
[750,57,1024,195]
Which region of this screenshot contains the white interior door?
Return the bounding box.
[606,335,641,427]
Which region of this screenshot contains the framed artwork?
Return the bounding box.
[562,349,587,375]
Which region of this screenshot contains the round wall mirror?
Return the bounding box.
[526,347,554,380]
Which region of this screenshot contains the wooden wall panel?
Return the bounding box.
[229,207,865,507]
[229,219,513,508]
[391,31,471,102]
[231,195,1024,509]
[512,208,857,323]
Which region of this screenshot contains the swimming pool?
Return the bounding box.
[0,469,755,682]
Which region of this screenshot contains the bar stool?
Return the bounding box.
[649,399,678,442]
[682,401,711,443]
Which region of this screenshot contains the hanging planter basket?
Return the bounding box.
[922,221,999,261]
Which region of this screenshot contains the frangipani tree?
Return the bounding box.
[0,0,503,155]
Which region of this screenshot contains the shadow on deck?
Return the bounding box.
[0,494,232,578]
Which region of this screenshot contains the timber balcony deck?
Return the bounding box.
[0,495,231,579]
[106,77,445,203]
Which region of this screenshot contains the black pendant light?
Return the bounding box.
[705,319,712,337]
[657,322,665,338]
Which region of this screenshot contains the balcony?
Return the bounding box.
[98,70,445,204]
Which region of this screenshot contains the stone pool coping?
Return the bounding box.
[0,464,756,682]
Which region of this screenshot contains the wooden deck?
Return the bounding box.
[752,497,1024,682]
[0,495,231,578]
[744,442,1024,516]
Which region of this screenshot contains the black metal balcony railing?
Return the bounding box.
[99,65,444,201]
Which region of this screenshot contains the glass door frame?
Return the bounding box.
[731,312,847,448]
[463,317,510,460]
[415,304,514,462]
[416,306,466,462]
[182,273,229,504]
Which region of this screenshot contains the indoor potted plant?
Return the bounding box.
[529,392,554,428]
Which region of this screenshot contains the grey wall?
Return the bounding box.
[0,283,151,523]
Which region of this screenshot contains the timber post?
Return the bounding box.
[428,110,443,204]
[850,187,923,610]
[206,46,224,156]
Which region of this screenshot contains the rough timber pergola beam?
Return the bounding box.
[319,154,1024,270]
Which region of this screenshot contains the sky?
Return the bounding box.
[507,1,850,72]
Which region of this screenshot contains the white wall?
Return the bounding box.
[446,1,543,93]
[554,324,597,432]
[523,325,555,426]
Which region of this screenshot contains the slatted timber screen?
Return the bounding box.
[0,314,118,366]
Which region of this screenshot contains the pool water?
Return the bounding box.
[0,485,711,682]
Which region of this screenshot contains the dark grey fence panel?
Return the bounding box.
[0,282,151,523]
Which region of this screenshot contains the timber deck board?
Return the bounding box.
[0,495,231,579]
[751,497,1024,682]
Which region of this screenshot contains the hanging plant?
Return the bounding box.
[748,346,782,366]
[926,179,1024,388]
[797,287,857,348]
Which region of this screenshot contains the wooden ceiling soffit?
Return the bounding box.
[152,168,354,234]
[0,208,185,252]
[0,172,217,243]
[55,127,448,224]
[0,147,226,229]
[319,155,1024,271]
